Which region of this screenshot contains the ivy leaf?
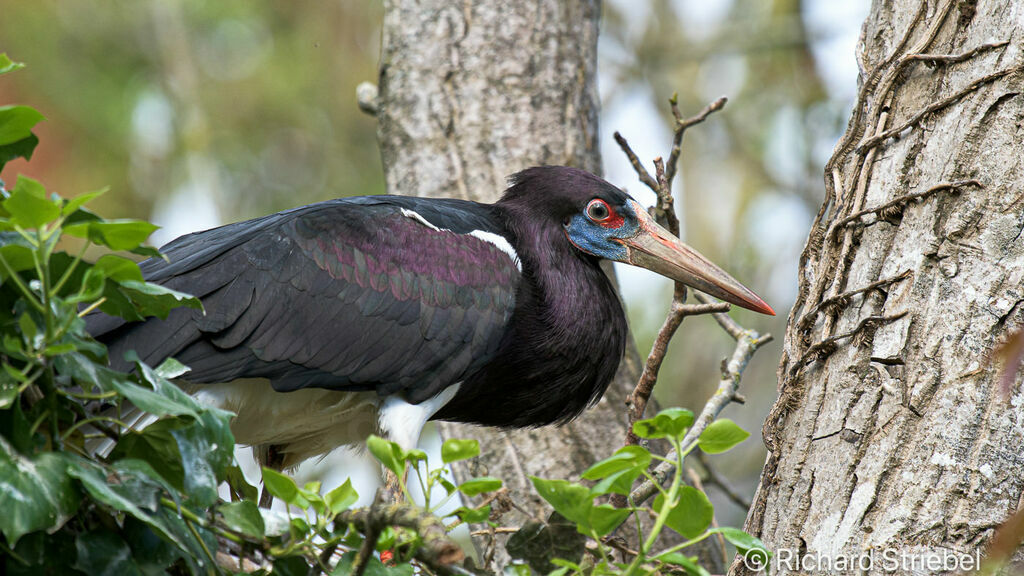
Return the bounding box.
[507,514,586,574]
[441,438,480,463]
[0,105,44,147]
[64,219,158,251]
[656,552,711,576]
[218,500,265,539]
[0,438,80,546]
[0,133,38,172]
[698,419,750,454]
[3,175,58,228]
[170,410,234,507]
[73,530,144,576]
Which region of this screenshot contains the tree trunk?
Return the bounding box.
[738,1,1024,574]
[374,0,645,567]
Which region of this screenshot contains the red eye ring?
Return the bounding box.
[586,199,611,222]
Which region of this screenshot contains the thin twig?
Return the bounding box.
[695,452,751,509]
[665,95,728,187]
[629,329,772,506]
[625,301,731,447]
[613,132,660,192]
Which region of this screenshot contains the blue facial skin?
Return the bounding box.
[564,201,641,261]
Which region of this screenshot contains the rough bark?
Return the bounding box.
[374,0,646,567]
[737,1,1024,574]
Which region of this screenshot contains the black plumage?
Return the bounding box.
[88,166,772,463]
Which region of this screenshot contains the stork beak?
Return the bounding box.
[618,201,775,316]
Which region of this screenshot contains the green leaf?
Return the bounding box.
[61,187,107,216]
[325,478,359,514]
[530,477,592,528]
[225,465,259,502]
[441,438,480,464]
[635,407,696,439]
[218,500,265,538]
[3,175,58,228]
[366,434,404,478]
[458,476,502,497]
[451,505,490,524]
[262,467,300,505]
[93,254,143,283]
[73,530,144,576]
[155,357,191,380]
[586,504,631,536]
[0,54,25,75]
[698,419,750,454]
[710,527,771,563]
[0,438,80,546]
[582,445,651,482]
[170,410,234,507]
[655,486,714,539]
[0,133,38,172]
[106,279,201,321]
[656,553,711,576]
[64,219,158,250]
[0,105,44,147]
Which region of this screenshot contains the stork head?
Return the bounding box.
[502,166,775,316]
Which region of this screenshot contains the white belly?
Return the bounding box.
[190,379,380,468]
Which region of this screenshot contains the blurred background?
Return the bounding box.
[0,0,868,527]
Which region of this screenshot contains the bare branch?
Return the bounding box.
[613,131,660,192]
[629,328,772,506]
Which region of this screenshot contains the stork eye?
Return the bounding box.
[586,199,611,222]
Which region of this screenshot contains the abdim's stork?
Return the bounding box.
[87,167,773,468]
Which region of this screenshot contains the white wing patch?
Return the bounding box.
[469,230,522,271]
[400,208,442,231]
[399,208,522,271]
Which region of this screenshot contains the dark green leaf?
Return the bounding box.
[3,175,58,228]
[0,133,38,172]
[655,486,714,539]
[366,434,404,478]
[275,555,313,576]
[325,478,359,514]
[506,514,586,574]
[225,465,259,501]
[218,500,265,538]
[169,410,234,507]
[0,105,44,147]
[458,476,502,497]
[698,419,749,454]
[0,54,25,75]
[64,219,158,250]
[109,279,201,321]
[73,530,144,576]
[0,438,80,546]
[441,438,480,464]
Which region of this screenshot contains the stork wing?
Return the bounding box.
[89,197,520,403]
